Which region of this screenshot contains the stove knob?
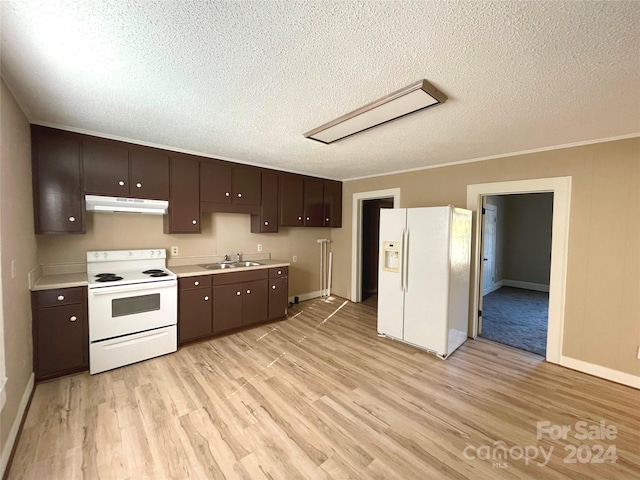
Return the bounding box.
[103,252,108,258]
[94,252,99,258]
[156,250,162,256]
[127,251,133,257]
[149,251,155,257]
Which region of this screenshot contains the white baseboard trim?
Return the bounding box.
[560,356,640,389]
[1,373,34,478]
[502,279,550,292]
[288,291,323,304]
[482,280,504,296]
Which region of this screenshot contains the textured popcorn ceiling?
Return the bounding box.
[1,1,639,180]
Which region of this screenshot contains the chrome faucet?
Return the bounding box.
[223,254,230,262]
[233,252,241,262]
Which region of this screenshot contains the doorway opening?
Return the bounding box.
[479,193,553,356]
[351,188,401,304]
[467,177,571,365]
[361,198,394,308]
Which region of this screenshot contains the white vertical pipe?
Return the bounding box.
[328,251,333,296]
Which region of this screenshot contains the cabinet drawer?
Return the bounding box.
[213,269,268,286]
[35,287,84,308]
[269,266,288,278]
[179,275,212,290]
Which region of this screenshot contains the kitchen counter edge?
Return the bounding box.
[30,260,291,291]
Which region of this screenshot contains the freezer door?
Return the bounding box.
[377,208,406,339]
[403,207,451,355]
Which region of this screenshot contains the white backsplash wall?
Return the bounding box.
[36,211,335,297]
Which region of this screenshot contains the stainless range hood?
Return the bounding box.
[85,195,168,215]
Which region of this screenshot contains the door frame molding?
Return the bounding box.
[467,177,571,364]
[351,188,401,302]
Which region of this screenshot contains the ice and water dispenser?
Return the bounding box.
[382,241,401,272]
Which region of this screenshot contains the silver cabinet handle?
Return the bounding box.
[204,296,209,301]
[264,221,269,226]
[237,193,242,198]
[194,281,199,286]
[306,217,310,221]
[326,218,330,222]
[277,270,282,275]
[236,291,241,296]
[118,181,125,186]
[272,285,276,289]
[70,316,77,322]
[68,216,76,222]
[57,295,65,301]
[246,289,251,294]
[298,216,302,221]
[225,192,230,196]
[192,219,197,225]
[136,182,142,188]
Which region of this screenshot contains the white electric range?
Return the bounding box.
[86,249,177,374]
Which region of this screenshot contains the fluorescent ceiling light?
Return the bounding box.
[304,79,447,144]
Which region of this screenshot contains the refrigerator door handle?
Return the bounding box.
[400,228,406,292]
[403,227,410,292]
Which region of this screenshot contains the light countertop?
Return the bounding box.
[30,259,290,291]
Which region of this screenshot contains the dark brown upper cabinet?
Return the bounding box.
[323,180,342,227]
[129,149,170,200]
[83,140,169,200]
[200,160,261,209]
[164,156,200,233]
[279,173,304,226]
[303,178,324,227]
[251,170,278,233]
[200,160,232,203]
[31,125,85,234]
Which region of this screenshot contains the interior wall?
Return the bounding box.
[332,138,640,377]
[36,212,331,297]
[503,193,553,285]
[0,79,38,460]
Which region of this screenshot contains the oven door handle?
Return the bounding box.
[89,280,177,296]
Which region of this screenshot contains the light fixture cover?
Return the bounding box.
[304,79,447,144]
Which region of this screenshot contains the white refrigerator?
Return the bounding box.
[377,206,472,358]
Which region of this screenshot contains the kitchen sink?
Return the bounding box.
[199,261,263,270]
[199,263,237,270]
[231,261,263,267]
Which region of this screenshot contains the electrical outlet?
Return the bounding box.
[637,346,640,360]
[292,255,298,262]
[11,260,16,279]
[171,246,179,256]
[257,244,263,252]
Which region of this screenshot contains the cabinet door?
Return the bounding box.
[130,148,170,200]
[83,140,130,196]
[179,287,212,344]
[242,279,268,326]
[200,161,232,203]
[303,178,324,227]
[251,170,278,233]
[233,166,261,205]
[35,304,87,378]
[269,277,288,320]
[279,174,304,226]
[32,127,84,234]
[165,156,200,233]
[323,180,342,227]
[212,284,243,333]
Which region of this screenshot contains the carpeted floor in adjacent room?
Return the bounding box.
[479,286,548,356]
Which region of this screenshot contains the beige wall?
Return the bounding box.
[503,193,553,285]
[37,212,332,298]
[0,80,38,457]
[332,138,640,376]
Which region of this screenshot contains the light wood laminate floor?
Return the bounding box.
[7,296,640,479]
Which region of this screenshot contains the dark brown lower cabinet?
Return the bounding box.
[242,279,268,326]
[269,277,288,320]
[178,275,212,344]
[212,269,268,333]
[32,287,88,381]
